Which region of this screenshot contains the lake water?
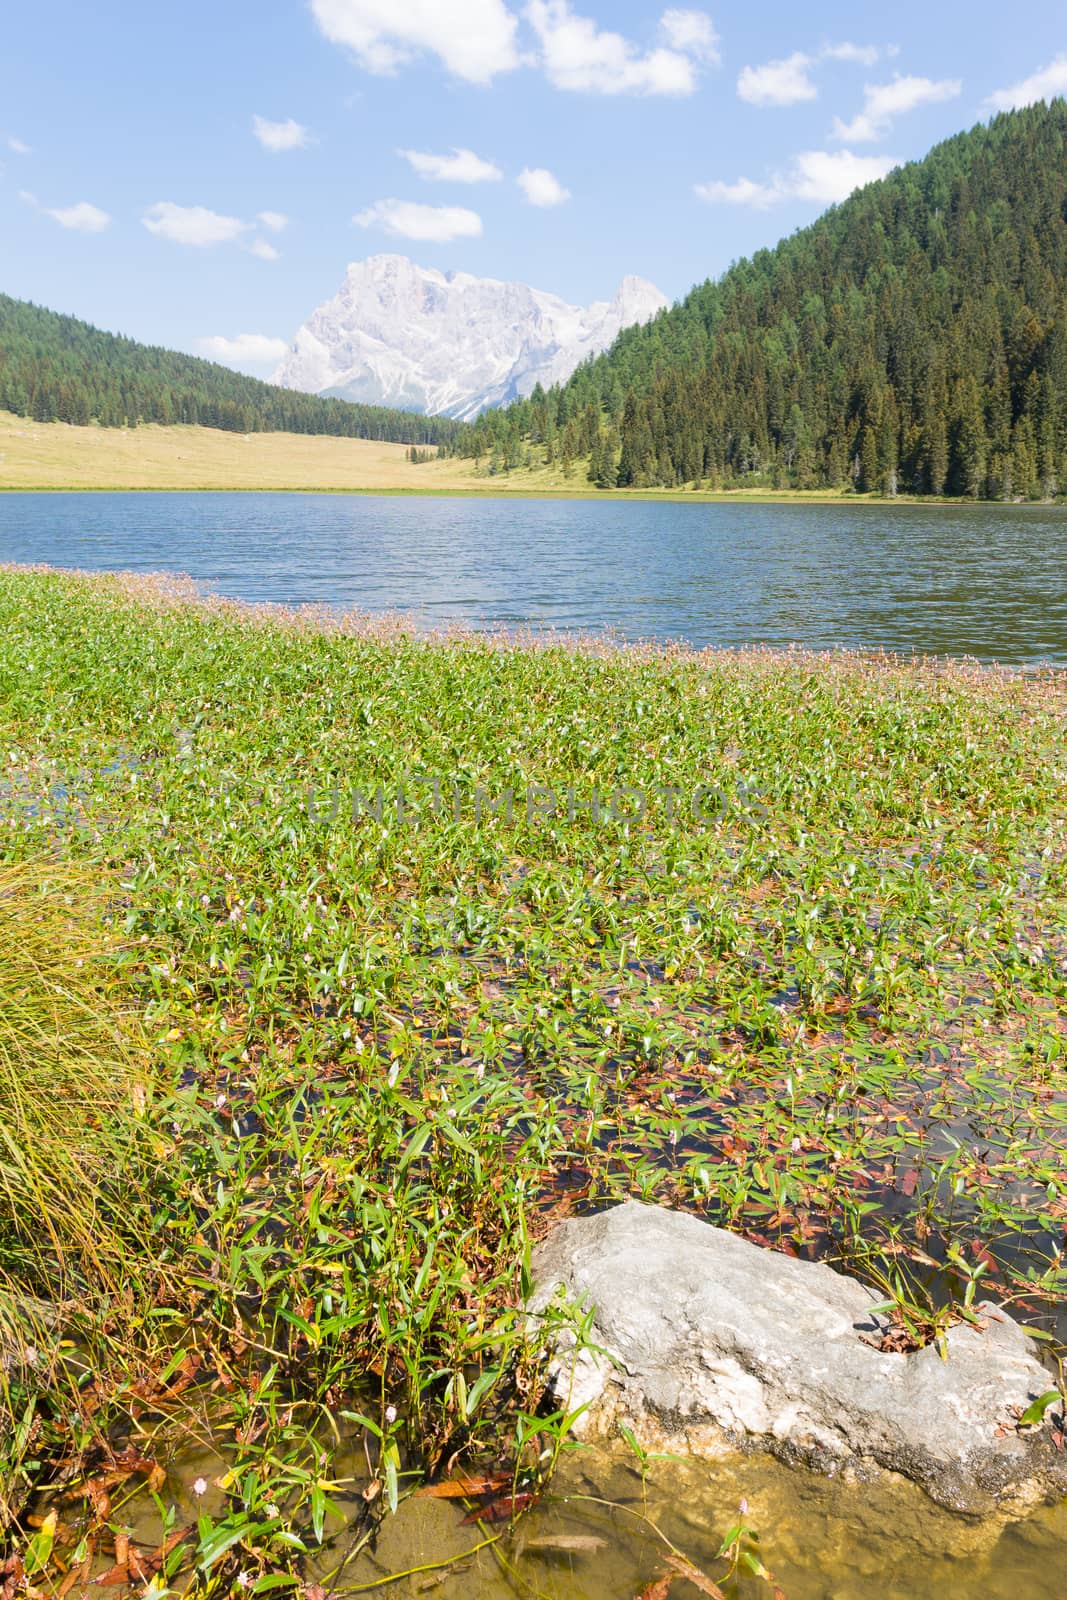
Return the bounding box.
[1,492,1066,665]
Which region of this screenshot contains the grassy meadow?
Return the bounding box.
[0,564,1064,1590]
[0,411,867,500]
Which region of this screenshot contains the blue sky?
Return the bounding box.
[3,1,1066,376]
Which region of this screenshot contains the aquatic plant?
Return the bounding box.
[0,566,1062,1589]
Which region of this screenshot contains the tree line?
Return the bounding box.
[449,102,1067,499]
[0,296,461,447]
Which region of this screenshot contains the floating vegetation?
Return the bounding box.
[0,565,1063,1593]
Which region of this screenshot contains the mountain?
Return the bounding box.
[272,256,668,422]
[0,295,460,445]
[457,102,1067,499]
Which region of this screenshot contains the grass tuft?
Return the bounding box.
[0,862,147,1527]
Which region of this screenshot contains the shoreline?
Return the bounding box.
[2,562,1062,677]
[3,482,1064,507]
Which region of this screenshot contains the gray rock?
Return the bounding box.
[530,1202,1067,1516]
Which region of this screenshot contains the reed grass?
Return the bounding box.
[0,863,148,1527]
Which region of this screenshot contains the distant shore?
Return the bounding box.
[1,413,1061,506]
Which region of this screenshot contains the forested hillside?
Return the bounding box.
[455,102,1067,498]
[0,297,460,446]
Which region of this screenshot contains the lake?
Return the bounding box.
[1,492,1066,665]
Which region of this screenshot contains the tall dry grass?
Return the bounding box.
[0,862,147,1527]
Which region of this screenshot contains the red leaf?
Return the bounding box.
[899,1169,920,1197]
[636,1578,674,1600]
[461,1491,535,1524]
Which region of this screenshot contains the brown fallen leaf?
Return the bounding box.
[56,1540,95,1600]
[72,1451,167,1519]
[636,1578,674,1600]
[417,1474,511,1500]
[93,1560,130,1585]
[1,1555,25,1600]
[93,1524,191,1587]
[664,1555,727,1599]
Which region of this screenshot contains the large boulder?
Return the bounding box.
[530,1202,1067,1517]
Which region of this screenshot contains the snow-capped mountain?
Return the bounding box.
[272,255,668,421]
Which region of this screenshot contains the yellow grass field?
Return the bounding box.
[0,411,487,493]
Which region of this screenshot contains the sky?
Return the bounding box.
[2,1,1066,377]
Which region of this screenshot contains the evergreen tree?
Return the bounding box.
[0,296,462,447]
[447,101,1067,500]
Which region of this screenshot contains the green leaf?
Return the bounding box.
[1018,1389,1063,1427]
[716,1519,743,1557]
[398,1122,434,1171]
[383,1442,400,1516]
[339,1410,383,1440]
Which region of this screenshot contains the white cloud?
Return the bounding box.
[310,0,521,84]
[737,42,885,108]
[526,0,699,95]
[696,147,896,209]
[694,175,780,209]
[399,146,503,183]
[987,54,1067,112]
[6,135,30,154]
[738,51,818,107]
[252,115,313,152]
[517,165,571,206]
[257,210,289,232]
[833,74,961,142]
[45,201,111,232]
[659,8,719,64]
[354,198,483,241]
[197,334,290,366]
[143,202,250,246]
[249,239,281,261]
[821,42,880,66]
[791,148,896,202]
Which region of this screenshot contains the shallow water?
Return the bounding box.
[136,1437,1067,1599]
[2,493,1067,664]
[343,1448,1067,1600]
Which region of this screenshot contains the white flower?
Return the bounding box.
[384,1405,397,1425]
[192,1477,207,1497]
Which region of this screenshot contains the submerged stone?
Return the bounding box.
[530,1202,1067,1517]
